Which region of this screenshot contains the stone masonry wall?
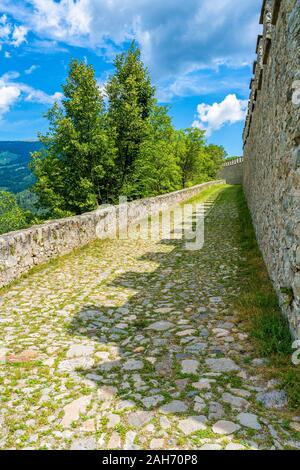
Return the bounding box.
[218,158,244,185]
[243,0,300,338]
[0,180,223,288]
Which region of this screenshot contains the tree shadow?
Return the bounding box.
[63,195,233,448]
[67,239,211,407]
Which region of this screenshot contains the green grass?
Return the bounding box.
[184,183,227,205]
[231,185,300,411]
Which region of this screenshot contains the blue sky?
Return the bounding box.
[0,0,262,156]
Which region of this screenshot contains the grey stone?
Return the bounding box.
[149,438,164,449]
[108,431,121,449]
[209,402,225,420]
[221,392,249,409]
[160,400,188,414]
[225,443,246,450]
[192,379,212,390]
[127,411,153,428]
[106,413,121,429]
[205,358,240,372]
[178,416,207,435]
[181,359,199,374]
[200,328,209,337]
[147,321,174,331]
[70,437,96,450]
[58,357,94,372]
[141,395,164,409]
[200,444,222,450]
[116,400,135,410]
[237,412,261,430]
[256,390,288,409]
[66,344,94,358]
[212,420,240,435]
[124,431,138,450]
[61,395,92,428]
[160,416,171,429]
[123,359,144,370]
[185,342,207,353]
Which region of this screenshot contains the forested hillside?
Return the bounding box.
[0,141,41,193]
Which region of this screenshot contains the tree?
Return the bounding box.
[200,144,226,180]
[176,127,206,188]
[31,60,116,217]
[0,191,33,234]
[106,41,155,193]
[124,105,181,198]
[29,50,228,223]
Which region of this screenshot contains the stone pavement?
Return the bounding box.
[0,185,299,450]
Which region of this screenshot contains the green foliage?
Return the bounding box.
[251,310,292,357]
[233,186,292,357]
[0,191,34,234]
[28,43,227,219]
[196,144,227,183]
[106,41,155,194]
[174,128,225,188]
[226,155,242,162]
[175,127,206,188]
[31,60,116,216]
[280,369,300,411]
[123,105,181,198]
[16,190,47,217]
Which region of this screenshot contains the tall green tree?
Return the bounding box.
[176,127,206,188]
[106,41,155,192]
[0,191,33,234]
[31,60,116,217]
[124,105,181,198]
[199,144,226,180]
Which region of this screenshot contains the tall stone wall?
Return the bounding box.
[243,0,300,338]
[0,180,223,288]
[218,158,244,185]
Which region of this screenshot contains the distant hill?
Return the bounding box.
[0,141,42,193]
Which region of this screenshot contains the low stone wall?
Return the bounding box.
[218,158,244,185]
[243,0,300,338]
[0,180,223,288]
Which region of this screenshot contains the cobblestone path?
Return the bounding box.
[1,185,299,450]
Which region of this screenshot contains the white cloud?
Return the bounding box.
[25,64,39,74]
[0,14,8,24]
[157,71,249,102]
[11,24,28,46]
[0,12,28,48]
[0,0,262,107]
[192,94,248,136]
[0,0,261,77]
[0,84,20,118]
[0,70,62,118]
[4,51,11,58]
[21,85,62,105]
[0,14,11,41]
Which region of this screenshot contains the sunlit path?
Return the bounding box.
[0,186,299,450]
